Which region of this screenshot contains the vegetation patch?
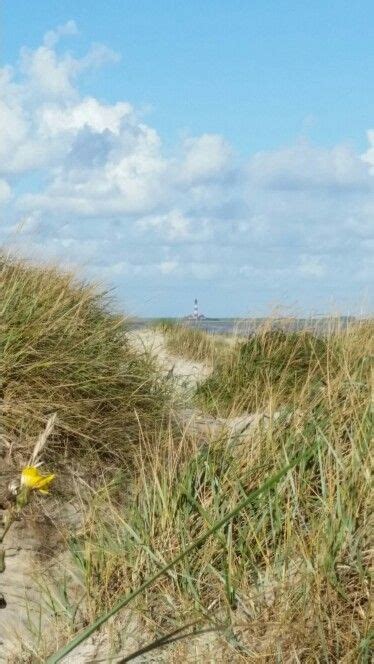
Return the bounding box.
[1,256,169,461]
[196,327,345,415]
[58,322,372,661]
[158,321,226,363]
[1,257,372,661]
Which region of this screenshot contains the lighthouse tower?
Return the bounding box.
[193,298,199,320]
[184,298,205,320]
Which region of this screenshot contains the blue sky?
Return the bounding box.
[1,1,373,316]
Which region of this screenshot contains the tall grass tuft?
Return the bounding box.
[0,255,168,460]
[196,324,371,416]
[159,321,226,363]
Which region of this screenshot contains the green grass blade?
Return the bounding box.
[46,442,318,663]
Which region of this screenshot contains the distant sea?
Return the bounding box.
[129,316,359,336]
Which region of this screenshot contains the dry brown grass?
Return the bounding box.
[58,322,373,661]
[1,255,169,463]
[156,320,228,364]
[2,255,372,661]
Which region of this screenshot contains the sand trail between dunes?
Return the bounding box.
[128,328,212,391]
[128,328,271,441]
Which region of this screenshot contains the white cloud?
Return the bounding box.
[137,210,191,240]
[362,130,374,173]
[249,141,371,192]
[39,98,133,136]
[1,25,373,315]
[19,28,118,102]
[43,20,79,48]
[0,85,29,171]
[180,134,233,183]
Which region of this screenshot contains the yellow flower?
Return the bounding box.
[20,466,55,494]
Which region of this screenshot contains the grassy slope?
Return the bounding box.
[2,258,372,660]
[1,256,168,462]
[196,327,340,416]
[69,323,372,661]
[155,320,228,363]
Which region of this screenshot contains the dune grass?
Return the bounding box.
[0,255,168,462]
[47,321,372,661]
[196,323,371,416]
[1,256,372,661]
[157,320,227,363]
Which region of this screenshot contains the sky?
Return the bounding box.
[1,1,373,317]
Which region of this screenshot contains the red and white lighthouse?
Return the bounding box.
[193,298,199,320]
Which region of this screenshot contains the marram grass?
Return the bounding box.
[0,255,169,461]
[46,443,316,662]
[1,255,372,661]
[47,320,372,661]
[158,320,227,363]
[196,323,372,415]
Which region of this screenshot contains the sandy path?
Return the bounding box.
[0,494,152,663]
[128,328,265,441]
[128,328,212,391]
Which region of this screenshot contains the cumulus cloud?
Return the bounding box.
[180,134,233,183]
[39,98,132,137]
[19,24,118,101]
[43,20,79,48]
[1,25,373,315]
[248,141,372,192]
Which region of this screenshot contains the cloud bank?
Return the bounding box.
[1,23,373,315]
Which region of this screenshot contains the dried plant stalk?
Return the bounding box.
[29,412,57,466]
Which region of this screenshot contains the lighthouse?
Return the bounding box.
[184,298,206,320]
[193,298,199,320]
